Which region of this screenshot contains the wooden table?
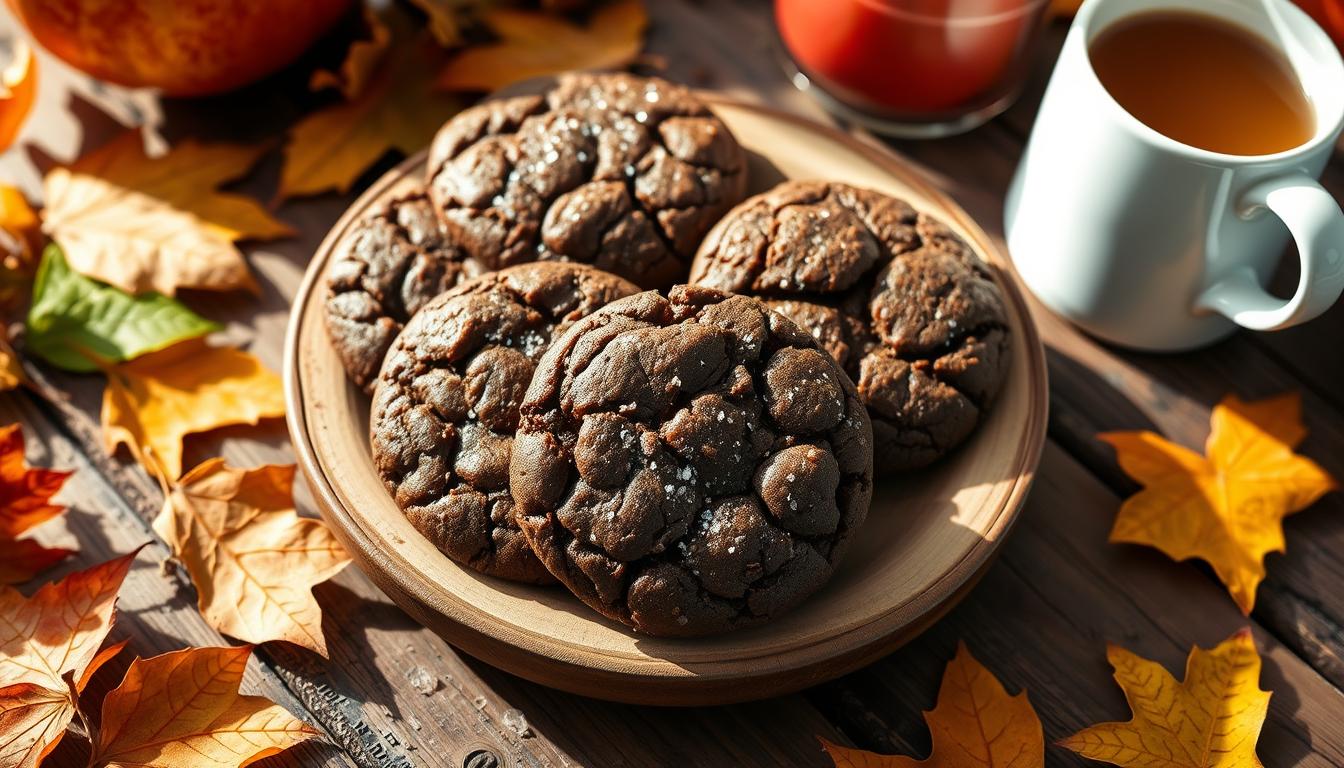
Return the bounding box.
[5,2,1344,766]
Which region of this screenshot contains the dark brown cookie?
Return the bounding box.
[690,180,1010,471]
[371,262,639,583]
[325,185,481,392]
[426,73,748,289]
[511,285,873,635]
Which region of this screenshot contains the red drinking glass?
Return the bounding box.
[776,0,1052,137]
[1294,0,1344,50]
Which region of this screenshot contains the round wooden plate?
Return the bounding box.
[284,98,1049,706]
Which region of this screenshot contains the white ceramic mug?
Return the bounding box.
[1004,0,1344,351]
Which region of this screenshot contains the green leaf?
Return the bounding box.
[25,244,218,372]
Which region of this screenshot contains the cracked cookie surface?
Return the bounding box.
[325,189,481,392]
[427,73,747,289]
[511,285,873,635]
[371,262,639,583]
[689,180,1011,471]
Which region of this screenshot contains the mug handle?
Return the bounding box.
[1196,173,1344,331]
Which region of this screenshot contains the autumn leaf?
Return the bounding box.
[310,2,392,100]
[42,128,294,296]
[1,184,43,309]
[0,40,36,153]
[0,552,136,767]
[1060,629,1269,767]
[0,423,72,539]
[0,423,74,583]
[279,6,462,200]
[101,337,285,480]
[436,0,647,92]
[25,244,218,373]
[406,0,480,47]
[1100,393,1337,614]
[89,645,320,768]
[820,642,1043,768]
[0,539,73,585]
[156,459,350,656]
[0,329,22,392]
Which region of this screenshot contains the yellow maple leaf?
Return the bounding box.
[279,7,462,200]
[1,184,43,310]
[0,553,135,767]
[0,40,36,153]
[89,645,320,767]
[156,459,351,656]
[436,0,648,92]
[41,129,294,296]
[1,184,41,267]
[1100,393,1336,614]
[1060,629,1270,767]
[101,337,286,481]
[820,642,1042,768]
[0,329,23,392]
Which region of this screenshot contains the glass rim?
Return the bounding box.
[847,0,1053,25]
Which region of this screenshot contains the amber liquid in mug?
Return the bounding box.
[1089,11,1315,155]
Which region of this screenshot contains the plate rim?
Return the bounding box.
[283,96,1049,704]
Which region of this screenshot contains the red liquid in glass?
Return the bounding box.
[776,0,1042,116]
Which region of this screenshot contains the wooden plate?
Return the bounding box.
[284,98,1049,706]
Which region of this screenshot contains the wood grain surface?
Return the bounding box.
[3,1,1343,766]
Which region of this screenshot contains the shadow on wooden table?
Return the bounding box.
[1257,651,1315,765]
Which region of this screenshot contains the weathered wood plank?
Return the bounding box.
[856,83,1344,700]
[811,444,1344,767]
[7,1,1344,766]
[17,369,853,767]
[0,391,354,767]
[12,236,854,766]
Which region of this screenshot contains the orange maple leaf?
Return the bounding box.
[0,424,73,584]
[0,424,72,539]
[89,645,320,767]
[0,539,73,585]
[436,0,648,92]
[0,552,137,767]
[1100,393,1336,614]
[1060,629,1269,767]
[820,642,1043,767]
[156,459,351,656]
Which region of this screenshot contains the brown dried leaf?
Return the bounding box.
[42,130,294,296]
[279,7,462,200]
[156,459,351,656]
[90,645,320,767]
[0,553,136,767]
[436,0,647,92]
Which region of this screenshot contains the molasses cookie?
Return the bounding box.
[511,285,873,635]
[690,180,1010,471]
[326,185,480,391]
[426,73,748,289]
[371,262,639,583]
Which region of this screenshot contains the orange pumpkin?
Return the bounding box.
[5,0,352,97]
